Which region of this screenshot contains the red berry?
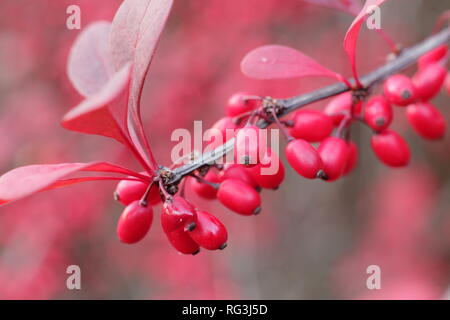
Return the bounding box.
[289,110,333,142]
[412,63,447,101]
[343,141,358,175]
[226,92,259,117]
[285,139,323,179]
[318,137,349,181]
[161,196,197,233]
[418,45,447,70]
[218,164,259,188]
[217,179,261,216]
[187,211,228,250]
[117,201,153,244]
[114,178,159,206]
[250,148,285,189]
[363,95,393,131]
[234,125,267,166]
[371,130,410,167]
[324,92,353,125]
[165,228,200,255]
[383,74,416,106]
[189,170,220,200]
[406,102,446,140]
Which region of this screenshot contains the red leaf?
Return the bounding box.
[67,21,114,97]
[241,45,344,81]
[62,63,132,144]
[344,0,388,82]
[110,0,173,164]
[0,162,148,205]
[302,0,363,16]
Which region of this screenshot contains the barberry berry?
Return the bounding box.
[383,74,416,106]
[406,102,446,140]
[161,196,197,233]
[417,45,447,70]
[165,228,200,255]
[412,62,447,101]
[371,130,410,167]
[114,178,160,206]
[318,137,349,181]
[189,170,220,199]
[217,179,261,215]
[363,95,392,131]
[285,139,324,179]
[187,211,228,250]
[218,164,259,189]
[289,110,333,142]
[117,201,153,244]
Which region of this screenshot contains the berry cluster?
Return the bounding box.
[111,42,449,254]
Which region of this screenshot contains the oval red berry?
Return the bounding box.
[289,110,333,142]
[217,179,261,216]
[188,211,228,250]
[117,201,153,244]
[371,130,410,167]
[406,102,446,140]
[285,139,323,179]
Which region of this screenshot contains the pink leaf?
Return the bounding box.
[302,0,363,16]
[241,45,344,81]
[0,162,148,205]
[67,21,114,97]
[110,0,174,164]
[344,0,388,82]
[62,63,132,144]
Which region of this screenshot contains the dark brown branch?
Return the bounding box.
[168,27,450,186]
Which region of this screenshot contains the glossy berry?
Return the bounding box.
[189,170,220,200]
[371,130,410,167]
[165,228,200,255]
[318,137,349,181]
[363,96,392,131]
[289,110,333,142]
[188,211,228,250]
[217,179,261,216]
[117,201,153,244]
[418,45,447,70]
[285,139,323,179]
[343,141,358,176]
[114,178,159,206]
[250,148,285,189]
[219,164,259,188]
[234,125,267,166]
[226,92,259,117]
[406,102,446,140]
[324,92,353,125]
[412,62,447,101]
[383,74,416,106]
[161,196,197,233]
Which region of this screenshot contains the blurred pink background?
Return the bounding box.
[0,0,449,299]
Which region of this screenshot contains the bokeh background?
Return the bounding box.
[0,0,449,299]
